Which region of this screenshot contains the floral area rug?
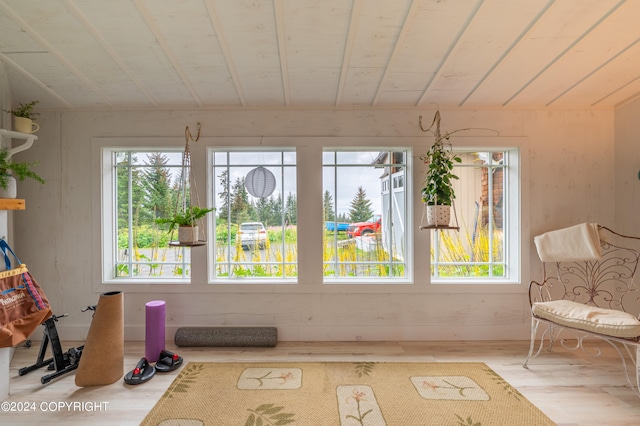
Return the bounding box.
[141,362,555,426]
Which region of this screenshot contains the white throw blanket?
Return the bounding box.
[534,222,602,262]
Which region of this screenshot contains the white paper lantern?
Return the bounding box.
[245,166,276,198]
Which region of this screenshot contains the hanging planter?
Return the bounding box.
[155,123,214,246]
[156,206,214,244]
[417,110,498,231]
[418,111,461,230]
[425,204,451,227]
[178,225,199,245]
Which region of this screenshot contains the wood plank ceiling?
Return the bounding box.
[1,0,640,111]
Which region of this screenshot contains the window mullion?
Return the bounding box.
[126,153,134,278]
[431,149,515,282]
[487,162,494,277]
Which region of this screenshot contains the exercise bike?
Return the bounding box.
[19,306,95,384]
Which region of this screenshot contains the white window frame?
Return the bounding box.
[99,142,191,285]
[322,148,412,284]
[429,146,521,284]
[207,147,298,284]
[95,136,527,294]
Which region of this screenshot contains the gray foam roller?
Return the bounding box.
[174,326,277,347]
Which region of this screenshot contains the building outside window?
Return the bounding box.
[428,148,519,282]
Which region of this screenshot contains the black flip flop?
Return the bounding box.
[155,350,183,373]
[124,357,155,385]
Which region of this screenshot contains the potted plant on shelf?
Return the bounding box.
[0,147,45,198]
[4,100,40,134]
[419,111,462,227]
[155,205,214,244]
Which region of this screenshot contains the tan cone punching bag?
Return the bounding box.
[75,291,124,387]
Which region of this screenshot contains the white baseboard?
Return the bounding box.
[34,323,531,344]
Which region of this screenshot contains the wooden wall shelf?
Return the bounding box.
[0,199,25,210]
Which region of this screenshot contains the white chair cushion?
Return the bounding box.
[532,300,640,338]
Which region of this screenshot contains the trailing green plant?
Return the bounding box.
[419,111,499,206]
[419,111,462,206]
[0,147,45,189]
[4,100,39,119]
[155,205,214,232]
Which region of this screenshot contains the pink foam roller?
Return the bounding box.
[145,300,166,362]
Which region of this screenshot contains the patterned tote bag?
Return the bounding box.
[0,239,51,348]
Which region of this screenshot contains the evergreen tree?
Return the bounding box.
[217,169,230,222]
[230,177,250,224]
[349,186,374,223]
[285,192,297,225]
[267,195,282,226]
[323,190,335,221]
[142,153,173,223]
[116,154,145,230]
[254,196,270,225]
[337,212,350,223]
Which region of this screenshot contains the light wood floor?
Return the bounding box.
[3,340,640,425]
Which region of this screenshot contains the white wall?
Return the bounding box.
[614,99,640,235]
[11,107,617,342]
[0,63,15,243]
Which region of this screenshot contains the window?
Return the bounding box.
[102,148,190,282]
[210,150,297,281]
[323,149,410,281]
[429,148,519,282]
[101,141,514,286]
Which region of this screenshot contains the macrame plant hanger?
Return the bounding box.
[418,110,460,231]
[169,122,207,247]
[417,108,499,231]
